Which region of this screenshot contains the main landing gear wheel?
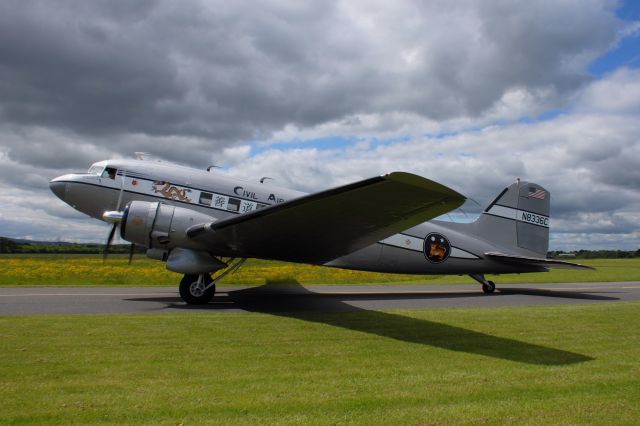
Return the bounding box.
[179,274,215,305]
[482,280,496,294]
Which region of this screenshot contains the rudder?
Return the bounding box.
[472,180,550,256]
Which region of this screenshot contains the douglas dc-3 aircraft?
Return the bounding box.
[49,158,591,304]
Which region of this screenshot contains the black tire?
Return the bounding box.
[482,280,496,294]
[179,274,215,304]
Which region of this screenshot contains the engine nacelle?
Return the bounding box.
[120,201,214,250]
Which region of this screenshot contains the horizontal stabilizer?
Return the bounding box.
[485,252,595,270]
[188,172,465,263]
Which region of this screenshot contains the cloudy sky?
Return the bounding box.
[0,0,639,250]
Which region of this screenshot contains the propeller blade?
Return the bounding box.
[103,171,126,263]
[115,170,126,211]
[128,243,135,264]
[103,223,118,261]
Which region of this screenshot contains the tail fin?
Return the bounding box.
[472,180,550,256]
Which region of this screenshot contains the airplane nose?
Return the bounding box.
[49,180,67,200]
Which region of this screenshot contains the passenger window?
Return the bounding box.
[227,198,240,212]
[199,192,213,206]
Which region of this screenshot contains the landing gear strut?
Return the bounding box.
[178,258,247,305]
[469,274,496,294]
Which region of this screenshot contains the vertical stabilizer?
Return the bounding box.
[472,180,550,256]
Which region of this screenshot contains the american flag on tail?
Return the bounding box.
[528,187,546,200]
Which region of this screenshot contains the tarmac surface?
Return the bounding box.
[1,281,639,316]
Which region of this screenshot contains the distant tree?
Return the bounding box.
[0,237,19,253]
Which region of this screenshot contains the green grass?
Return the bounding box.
[1,302,639,424]
[1,255,640,287]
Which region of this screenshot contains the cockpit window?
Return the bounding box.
[102,167,117,180]
[88,165,104,175]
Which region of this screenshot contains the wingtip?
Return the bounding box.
[384,172,466,202]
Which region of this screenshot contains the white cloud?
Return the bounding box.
[577,67,640,114]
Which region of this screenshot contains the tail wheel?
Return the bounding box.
[482,281,496,294]
[179,274,215,304]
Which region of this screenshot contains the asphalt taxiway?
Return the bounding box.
[0,281,638,316]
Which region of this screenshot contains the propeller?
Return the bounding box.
[102,170,134,262]
[128,241,136,264]
[102,211,124,261]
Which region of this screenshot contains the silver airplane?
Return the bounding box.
[49,158,591,304]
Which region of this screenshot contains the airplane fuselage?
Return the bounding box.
[50,159,547,276]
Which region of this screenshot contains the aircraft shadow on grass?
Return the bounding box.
[130,280,605,366]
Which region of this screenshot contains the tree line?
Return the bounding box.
[0,237,145,254]
[548,249,640,259]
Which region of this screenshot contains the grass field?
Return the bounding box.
[1,302,639,424]
[1,254,640,287]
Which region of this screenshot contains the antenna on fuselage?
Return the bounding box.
[260,177,273,184]
[207,165,221,172]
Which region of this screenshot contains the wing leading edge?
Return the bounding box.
[188,172,465,263]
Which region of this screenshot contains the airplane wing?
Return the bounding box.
[485,252,595,270]
[187,172,465,263]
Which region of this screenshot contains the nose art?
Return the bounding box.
[49,181,67,200]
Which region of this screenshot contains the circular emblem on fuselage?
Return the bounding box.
[423,233,451,263]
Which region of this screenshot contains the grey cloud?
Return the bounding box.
[553,212,638,234]
[4,135,113,170]
[596,156,640,189]
[0,215,107,243]
[0,157,61,190]
[550,185,634,215]
[0,0,621,146]
[0,3,182,135]
[549,231,640,251]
